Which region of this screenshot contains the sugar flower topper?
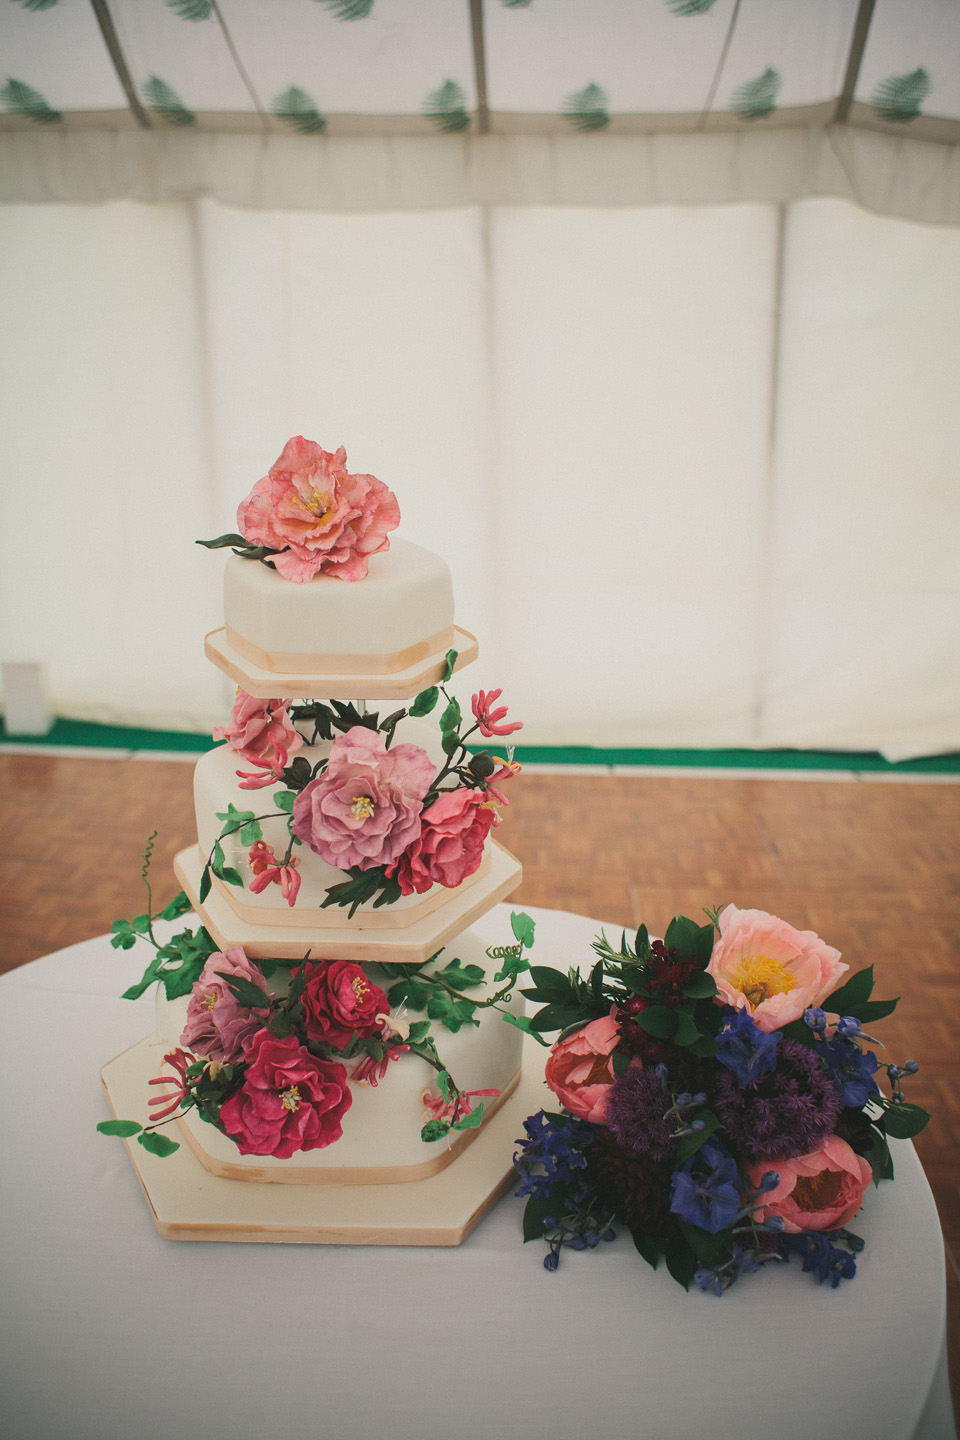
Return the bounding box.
[199,436,400,583]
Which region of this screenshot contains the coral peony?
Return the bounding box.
[218,1030,352,1157]
[745,1134,872,1234]
[707,904,848,1033]
[236,436,400,583]
[213,689,302,788]
[387,789,495,895]
[291,726,435,872]
[544,1012,619,1123]
[296,959,389,1049]
[180,946,271,1063]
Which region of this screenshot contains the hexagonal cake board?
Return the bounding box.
[100,1035,549,1246]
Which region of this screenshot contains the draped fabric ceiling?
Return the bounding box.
[1,1,959,758]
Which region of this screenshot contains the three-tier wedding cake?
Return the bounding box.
[100,436,535,1242]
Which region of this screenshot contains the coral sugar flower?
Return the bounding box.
[147,1048,196,1121]
[247,840,301,906]
[471,689,523,738]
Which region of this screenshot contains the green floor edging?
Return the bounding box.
[2,718,959,774]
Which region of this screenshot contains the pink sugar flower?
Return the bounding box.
[421,1085,500,1126]
[291,726,434,872]
[484,755,521,811]
[213,690,302,789]
[352,1045,410,1087]
[147,1048,196,1121]
[471,688,523,738]
[387,788,495,896]
[707,904,848,1034]
[745,1135,872,1234]
[180,946,271,1063]
[236,436,400,583]
[218,1030,352,1157]
[247,840,301,907]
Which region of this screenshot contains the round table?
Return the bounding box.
[0,906,954,1440]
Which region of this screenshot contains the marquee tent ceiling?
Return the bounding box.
[2,0,959,144]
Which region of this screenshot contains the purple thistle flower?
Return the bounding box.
[714,1038,842,1161]
[605,1065,675,1161]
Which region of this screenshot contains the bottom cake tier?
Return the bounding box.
[147,916,525,1184]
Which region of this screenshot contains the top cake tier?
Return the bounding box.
[205,540,478,701]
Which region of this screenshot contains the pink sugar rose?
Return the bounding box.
[544,1012,620,1124]
[291,725,435,872]
[745,1135,872,1234]
[218,1030,352,1157]
[212,690,302,788]
[387,789,495,896]
[180,946,271,1064]
[296,959,389,1050]
[236,436,400,583]
[707,904,848,1033]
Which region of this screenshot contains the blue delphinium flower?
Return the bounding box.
[669,1141,742,1234]
[513,1110,591,1199]
[781,1229,859,1287]
[820,1036,880,1107]
[714,1007,780,1089]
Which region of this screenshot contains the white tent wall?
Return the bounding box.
[0,150,958,756]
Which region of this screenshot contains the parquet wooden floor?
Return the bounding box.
[2,751,958,1414]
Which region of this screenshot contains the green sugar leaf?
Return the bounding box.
[273,789,295,813]
[159,890,193,922]
[453,1104,484,1131]
[439,697,462,733]
[97,1119,142,1138]
[442,648,459,681]
[409,686,439,716]
[510,911,536,948]
[138,1131,180,1157]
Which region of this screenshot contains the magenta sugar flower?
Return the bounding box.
[218,1030,352,1158]
[291,725,435,871]
[236,435,400,583]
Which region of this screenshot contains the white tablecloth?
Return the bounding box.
[1,906,955,1440]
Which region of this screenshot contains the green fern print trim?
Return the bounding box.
[423,79,470,133]
[1,78,61,123]
[142,76,196,126]
[317,0,375,18]
[165,0,212,18]
[501,0,534,7]
[562,83,610,132]
[14,0,60,10]
[730,67,780,120]
[665,0,718,14]
[271,86,327,134]
[871,68,931,123]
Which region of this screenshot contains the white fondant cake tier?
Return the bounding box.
[222,539,455,675]
[197,716,474,919]
[153,920,525,1183]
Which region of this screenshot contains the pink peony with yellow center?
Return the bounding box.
[706,904,848,1033]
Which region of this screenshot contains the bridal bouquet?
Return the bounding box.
[514,905,928,1292]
